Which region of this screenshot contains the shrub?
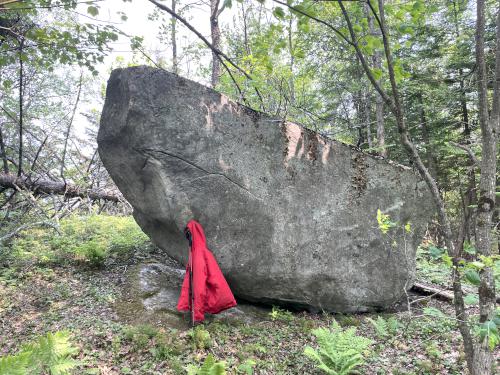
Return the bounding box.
[0,331,78,375]
[304,321,373,375]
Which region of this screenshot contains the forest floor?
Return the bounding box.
[0,217,498,374]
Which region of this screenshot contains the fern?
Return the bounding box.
[0,331,78,375]
[304,321,372,375]
[187,354,226,375]
[367,316,400,339]
[0,352,30,375]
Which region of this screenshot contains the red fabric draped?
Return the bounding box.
[177,220,237,322]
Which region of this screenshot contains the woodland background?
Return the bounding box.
[0,0,499,374]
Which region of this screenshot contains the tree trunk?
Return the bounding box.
[365,90,372,148]
[0,173,122,202]
[369,0,476,370]
[460,70,477,244]
[417,93,437,179]
[171,0,178,74]
[370,5,385,156]
[364,2,372,148]
[288,16,295,105]
[0,125,9,174]
[17,38,24,177]
[472,0,499,373]
[210,0,221,87]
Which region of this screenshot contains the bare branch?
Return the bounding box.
[449,141,480,167]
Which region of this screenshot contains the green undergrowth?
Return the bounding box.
[1,215,498,374]
[2,215,149,267]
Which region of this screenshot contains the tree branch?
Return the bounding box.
[449,141,480,167]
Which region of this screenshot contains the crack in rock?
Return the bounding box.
[134,147,259,199]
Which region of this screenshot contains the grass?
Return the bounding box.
[0,215,498,374]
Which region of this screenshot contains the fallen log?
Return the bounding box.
[412,279,500,304]
[0,173,122,202]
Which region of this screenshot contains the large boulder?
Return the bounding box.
[98,66,434,312]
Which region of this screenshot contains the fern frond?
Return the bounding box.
[49,358,78,375]
[304,321,373,374]
[1,331,78,375]
[199,354,216,375]
[0,352,30,375]
[209,362,226,375]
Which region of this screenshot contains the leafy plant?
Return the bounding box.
[304,321,373,374]
[186,354,226,375]
[269,306,294,322]
[0,331,78,375]
[122,324,159,352]
[366,316,400,339]
[376,209,396,234]
[427,245,445,260]
[336,314,361,327]
[236,359,256,374]
[190,326,212,350]
[474,309,500,350]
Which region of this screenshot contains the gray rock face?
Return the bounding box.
[98,66,434,313]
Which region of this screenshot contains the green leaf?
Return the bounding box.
[423,307,447,318]
[87,6,99,17]
[463,242,476,255]
[469,261,485,270]
[273,7,285,19]
[2,79,13,90]
[478,320,498,340]
[223,0,232,9]
[463,294,478,305]
[428,245,444,260]
[464,270,481,286]
[371,68,382,81]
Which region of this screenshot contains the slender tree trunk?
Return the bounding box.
[60,74,83,184]
[241,1,251,55]
[171,0,178,74]
[370,6,385,156]
[472,1,499,373]
[460,73,478,244]
[210,0,221,87]
[288,16,295,104]
[0,125,9,174]
[369,1,476,369]
[365,90,372,148]
[455,1,477,245]
[17,38,24,177]
[417,93,437,179]
[364,2,373,148]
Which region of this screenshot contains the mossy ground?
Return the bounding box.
[0,216,498,374]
